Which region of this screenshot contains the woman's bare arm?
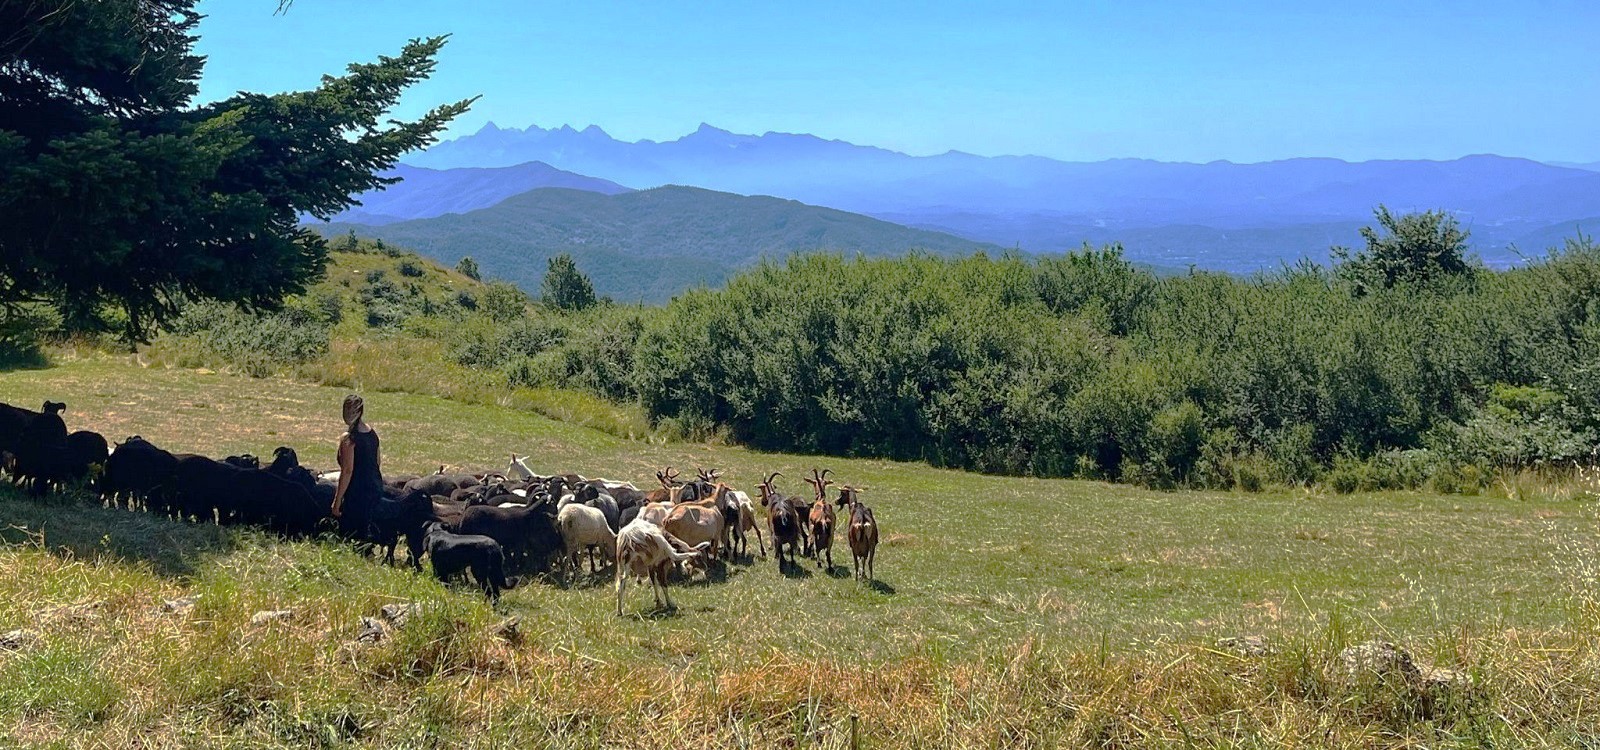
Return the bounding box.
[331,435,354,517]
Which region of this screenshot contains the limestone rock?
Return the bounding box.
[249,609,294,625]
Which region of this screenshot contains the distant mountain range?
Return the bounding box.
[320,186,998,303]
[393,122,1600,269]
[331,162,630,224]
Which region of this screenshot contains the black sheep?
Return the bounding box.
[405,470,478,497]
[340,488,433,569]
[166,454,247,523]
[232,469,326,536]
[421,521,517,600]
[0,401,40,477]
[458,500,563,573]
[102,436,179,511]
[64,430,109,483]
[265,446,318,493]
[12,401,68,495]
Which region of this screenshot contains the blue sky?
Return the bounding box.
[193,0,1600,163]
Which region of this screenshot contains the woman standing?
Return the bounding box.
[331,394,385,528]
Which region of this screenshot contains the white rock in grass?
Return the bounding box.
[1217,635,1271,657]
[249,609,294,625]
[1339,640,1420,681]
[0,629,38,651]
[380,602,423,627]
[356,617,387,644]
[160,595,200,615]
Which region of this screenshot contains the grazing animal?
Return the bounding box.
[836,486,879,582]
[167,454,246,523]
[458,500,563,572]
[405,468,478,497]
[804,469,837,569]
[0,401,41,476]
[266,446,332,514]
[12,401,68,495]
[758,472,803,570]
[663,490,727,567]
[101,436,178,510]
[341,488,434,569]
[642,467,682,505]
[421,521,517,600]
[614,517,709,616]
[222,453,260,469]
[63,430,108,485]
[556,502,616,579]
[729,490,765,558]
[231,469,325,536]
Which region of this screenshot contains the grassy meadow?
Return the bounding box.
[4,355,1600,747]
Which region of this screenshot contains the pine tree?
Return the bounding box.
[0,1,473,341]
[540,253,597,311]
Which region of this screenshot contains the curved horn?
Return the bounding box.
[820,468,834,485]
[763,471,781,486]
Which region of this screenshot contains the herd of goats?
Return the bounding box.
[0,400,882,615]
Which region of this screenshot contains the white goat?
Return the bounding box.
[557,503,616,579]
[615,518,707,616]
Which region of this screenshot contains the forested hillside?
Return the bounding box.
[321,185,997,302]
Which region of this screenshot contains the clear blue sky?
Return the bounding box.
[192,0,1600,163]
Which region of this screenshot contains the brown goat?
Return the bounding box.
[835,485,878,582]
[803,469,836,568]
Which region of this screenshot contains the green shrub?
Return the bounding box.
[165,301,331,377]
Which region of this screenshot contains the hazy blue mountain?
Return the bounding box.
[329,161,630,225]
[317,185,999,303]
[399,123,1600,270]
[408,123,1600,222]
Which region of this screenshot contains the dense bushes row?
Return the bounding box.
[144,224,1600,492]
[623,236,1600,488]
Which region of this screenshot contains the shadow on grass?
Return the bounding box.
[0,347,51,373]
[0,484,235,577]
[623,604,686,621]
[779,561,814,580]
[868,579,896,595]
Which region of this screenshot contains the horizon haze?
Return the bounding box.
[192,0,1600,164]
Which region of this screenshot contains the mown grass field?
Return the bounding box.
[4,355,1600,747]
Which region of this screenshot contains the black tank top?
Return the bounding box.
[347,427,385,507]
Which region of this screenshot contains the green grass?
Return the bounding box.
[4,357,1600,747]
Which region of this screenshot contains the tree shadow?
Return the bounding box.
[0,347,51,373]
[0,486,237,577]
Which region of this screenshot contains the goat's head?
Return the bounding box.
[656,466,682,489]
[758,471,782,506]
